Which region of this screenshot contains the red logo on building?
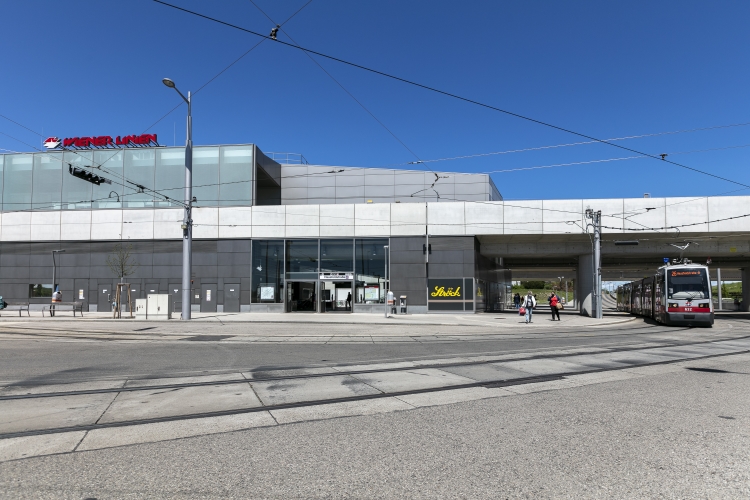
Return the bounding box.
[44,134,158,150]
[43,137,61,149]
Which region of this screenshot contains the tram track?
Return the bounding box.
[2,333,748,402]
[2,345,748,441]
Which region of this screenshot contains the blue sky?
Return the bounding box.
[2,0,749,200]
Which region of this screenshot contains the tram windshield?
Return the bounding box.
[668,268,709,299]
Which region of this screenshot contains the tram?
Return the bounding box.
[616,262,713,327]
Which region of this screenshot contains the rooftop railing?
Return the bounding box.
[265,152,309,165]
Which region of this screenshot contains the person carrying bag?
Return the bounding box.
[523,291,536,324]
[549,293,561,321]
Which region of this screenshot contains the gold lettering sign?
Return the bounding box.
[431,286,461,298]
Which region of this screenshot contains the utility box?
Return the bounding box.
[400,295,407,314]
[146,294,172,320]
[135,299,147,320]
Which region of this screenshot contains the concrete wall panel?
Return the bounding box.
[61,210,92,241]
[428,202,465,235]
[503,200,543,235]
[464,201,503,235]
[30,211,61,241]
[542,199,583,234]
[584,198,624,234]
[665,197,709,233]
[320,204,354,237]
[122,210,154,240]
[192,207,219,239]
[391,202,426,236]
[1,212,31,241]
[708,196,750,232]
[622,198,666,233]
[218,207,252,239]
[91,210,123,240]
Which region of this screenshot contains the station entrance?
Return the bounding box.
[286,281,316,312]
[321,279,353,313]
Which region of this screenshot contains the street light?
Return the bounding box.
[384,245,389,318]
[51,249,66,317]
[162,77,193,320]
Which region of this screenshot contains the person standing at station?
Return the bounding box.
[549,292,561,321]
[524,291,536,324]
[514,293,521,309]
[346,292,352,311]
[51,286,62,317]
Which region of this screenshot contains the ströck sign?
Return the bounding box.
[43,134,158,150]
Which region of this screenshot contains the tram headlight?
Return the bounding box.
[669,303,678,308]
[699,303,709,308]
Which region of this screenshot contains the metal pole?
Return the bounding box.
[717,268,722,311]
[182,91,193,320]
[384,245,389,318]
[593,210,602,319]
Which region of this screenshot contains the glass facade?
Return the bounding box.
[0,145,254,211]
[251,240,284,303]
[355,238,387,304]
[320,239,353,273]
[285,239,319,280]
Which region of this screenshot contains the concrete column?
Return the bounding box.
[742,268,750,312]
[578,253,594,317]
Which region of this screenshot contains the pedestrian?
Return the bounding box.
[346,292,352,311]
[523,291,536,324]
[549,293,560,321]
[514,293,520,309]
[51,286,62,317]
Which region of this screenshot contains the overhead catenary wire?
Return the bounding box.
[153,0,750,190]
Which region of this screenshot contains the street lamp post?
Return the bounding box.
[384,245,389,318]
[162,78,192,320]
[51,249,66,317]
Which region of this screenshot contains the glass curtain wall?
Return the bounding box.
[3,154,33,211]
[193,147,219,207]
[319,239,353,273]
[355,238,388,304]
[93,150,123,209]
[219,146,253,206]
[251,240,284,303]
[154,149,185,207]
[123,150,156,208]
[285,240,319,280]
[62,151,92,210]
[32,153,63,210]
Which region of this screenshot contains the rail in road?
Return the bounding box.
[2,333,750,441]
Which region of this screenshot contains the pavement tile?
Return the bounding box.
[0,431,85,463]
[438,363,534,382]
[504,378,575,394]
[97,384,262,424]
[242,367,338,379]
[270,397,412,424]
[0,379,126,396]
[78,411,277,451]
[396,386,514,407]
[251,375,381,406]
[0,393,117,434]
[349,368,476,393]
[498,358,591,376]
[332,361,417,373]
[123,373,244,388]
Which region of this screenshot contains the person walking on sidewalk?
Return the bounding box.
[514,293,521,309]
[523,291,536,323]
[549,292,561,321]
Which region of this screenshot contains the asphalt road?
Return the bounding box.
[1,351,748,499]
[0,315,745,386]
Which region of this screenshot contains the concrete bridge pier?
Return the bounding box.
[578,253,594,317]
[742,267,750,312]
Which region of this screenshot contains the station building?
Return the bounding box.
[0,141,512,314]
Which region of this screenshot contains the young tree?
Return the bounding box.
[106,243,139,282]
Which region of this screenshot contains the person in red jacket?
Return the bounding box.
[549,293,561,321]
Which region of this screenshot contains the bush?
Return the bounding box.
[520,281,546,290]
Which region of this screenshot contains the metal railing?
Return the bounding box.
[265,152,309,165]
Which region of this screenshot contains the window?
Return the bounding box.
[252,240,284,303]
[3,154,33,211]
[219,146,253,206]
[320,239,353,274]
[62,151,92,209]
[29,284,55,298]
[93,150,123,209]
[154,148,185,207]
[285,239,318,279]
[355,238,387,304]
[193,147,219,207]
[123,150,155,207]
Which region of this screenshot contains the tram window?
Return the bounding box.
[668,271,709,299]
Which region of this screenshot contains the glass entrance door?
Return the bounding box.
[321,280,353,312]
[286,281,317,312]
